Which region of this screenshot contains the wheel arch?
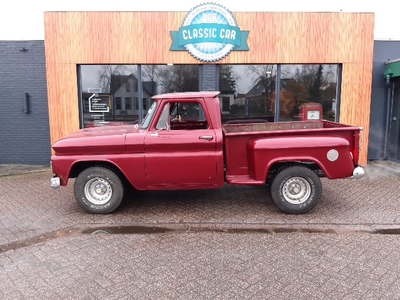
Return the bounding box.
[266,159,324,183]
[70,161,133,190]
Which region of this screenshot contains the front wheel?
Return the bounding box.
[270,166,322,214]
[74,166,124,214]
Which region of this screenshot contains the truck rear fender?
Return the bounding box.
[247,135,355,181]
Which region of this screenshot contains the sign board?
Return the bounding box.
[170,3,249,62]
[89,94,110,113]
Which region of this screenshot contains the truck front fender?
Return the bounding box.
[51,153,146,189]
[247,135,355,181]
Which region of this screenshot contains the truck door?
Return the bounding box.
[144,100,221,189]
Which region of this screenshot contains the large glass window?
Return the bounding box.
[218,65,276,123]
[79,64,199,128]
[280,64,338,121]
[219,64,339,123]
[80,65,138,127]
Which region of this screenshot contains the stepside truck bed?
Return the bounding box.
[222,120,361,182]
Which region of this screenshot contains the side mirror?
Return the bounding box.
[163,123,170,131]
[151,123,170,137]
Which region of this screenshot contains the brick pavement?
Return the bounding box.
[1,233,400,299]
[0,164,400,299]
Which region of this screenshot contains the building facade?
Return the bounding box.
[44,8,374,166]
[1,7,377,166]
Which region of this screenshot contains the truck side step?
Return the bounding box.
[225,175,265,185]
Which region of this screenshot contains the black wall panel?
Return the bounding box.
[0,40,51,165]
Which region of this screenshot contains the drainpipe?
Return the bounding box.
[383,71,393,159]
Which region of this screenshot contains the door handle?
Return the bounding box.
[199,135,213,141]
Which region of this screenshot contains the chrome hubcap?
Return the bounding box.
[282,177,311,204]
[84,178,112,205]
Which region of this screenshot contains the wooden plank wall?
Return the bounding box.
[44,11,374,165]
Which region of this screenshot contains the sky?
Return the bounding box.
[0,0,399,40]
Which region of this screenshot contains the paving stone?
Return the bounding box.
[1,165,400,299]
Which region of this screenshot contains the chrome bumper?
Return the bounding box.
[50,176,61,189]
[351,166,365,179]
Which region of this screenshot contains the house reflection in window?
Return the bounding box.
[80,64,200,127]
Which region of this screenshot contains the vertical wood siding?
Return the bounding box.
[44,11,374,165]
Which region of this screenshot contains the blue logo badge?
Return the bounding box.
[170,3,249,62]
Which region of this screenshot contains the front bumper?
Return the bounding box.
[50,176,61,189]
[350,166,365,179]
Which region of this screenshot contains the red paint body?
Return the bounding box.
[51,91,362,190]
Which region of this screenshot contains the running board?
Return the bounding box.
[225,175,265,185]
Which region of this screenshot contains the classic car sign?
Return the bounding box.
[170,3,249,62]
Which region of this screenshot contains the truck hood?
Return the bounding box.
[52,124,142,155]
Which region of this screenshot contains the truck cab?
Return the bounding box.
[138,92,225,189]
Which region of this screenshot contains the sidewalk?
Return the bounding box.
[0,164,50,177]
[367,159,400,177]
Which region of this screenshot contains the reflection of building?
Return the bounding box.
[81,74,157,126]
[111,74,156,120]
[218,81,236,114]
[246,77,275,116]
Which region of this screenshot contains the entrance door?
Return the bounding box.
[388,79,400,160]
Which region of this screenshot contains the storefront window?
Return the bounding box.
[79,64,199,128]
[280,64,338,121]
[80,65,138,127]
[218,65,276,123]
[218,64,339,123]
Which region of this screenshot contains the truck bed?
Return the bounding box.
[222,120,362,183]
[222,120,355,135]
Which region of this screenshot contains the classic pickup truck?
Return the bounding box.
[50,91,364,214]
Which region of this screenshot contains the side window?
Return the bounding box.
[170,102,209,130]
[156,103,170,130]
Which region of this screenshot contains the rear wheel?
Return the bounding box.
[270,166,322,214]
[74,166,124,214]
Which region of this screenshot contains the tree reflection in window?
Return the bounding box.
[219,64,276,124]
[280,65,338,121]
[219,64,339,123]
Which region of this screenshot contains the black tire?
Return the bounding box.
[270,166,322,214]
[74,166,124,214]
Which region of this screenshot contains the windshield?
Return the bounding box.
[140,100,158,129]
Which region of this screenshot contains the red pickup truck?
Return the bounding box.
[50,91,364,214]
